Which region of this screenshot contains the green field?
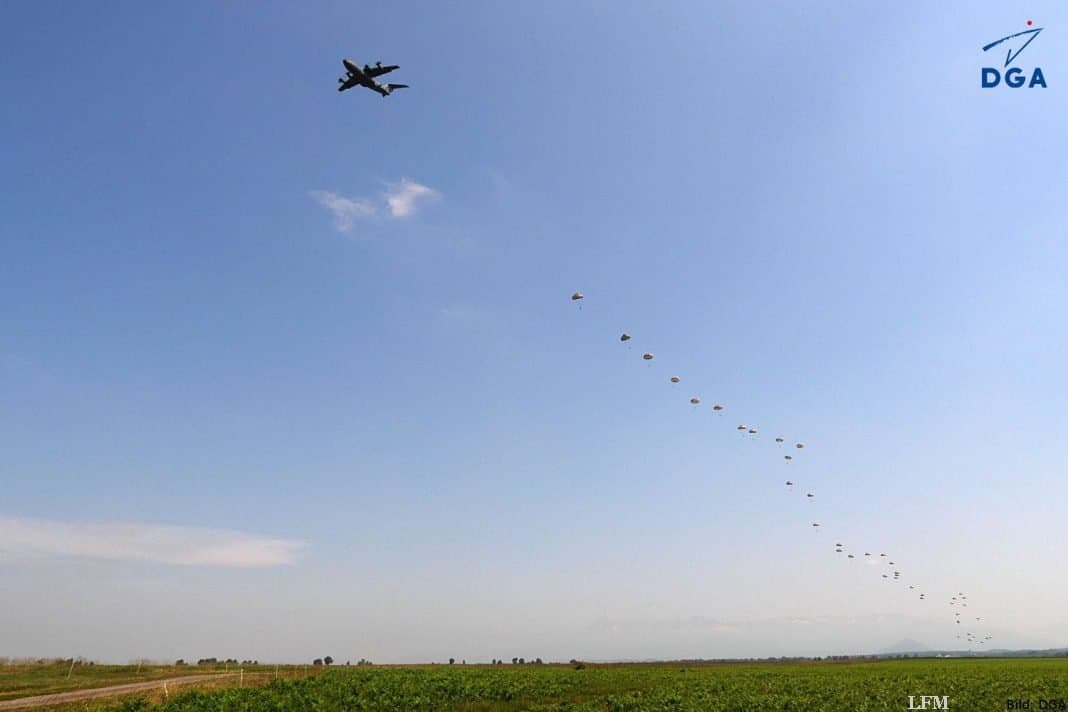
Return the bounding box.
[0,662,237,703]
[84,659,1068,711]
[0,661,320,709]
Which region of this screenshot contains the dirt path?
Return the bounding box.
[0,673,236,710]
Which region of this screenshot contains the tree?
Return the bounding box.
[449,658,455,665]
[313,658,323,666]
[512,657,518,665]
[519,658,525,665]
[324,656,333,666]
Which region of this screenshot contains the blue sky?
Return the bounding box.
[2,1,1067,663]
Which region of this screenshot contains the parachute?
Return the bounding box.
[561,291,993,638]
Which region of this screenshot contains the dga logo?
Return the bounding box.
[908,695,949,710]
[982,20,1047,88]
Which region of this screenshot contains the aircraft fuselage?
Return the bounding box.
[338,58,402,96]
[339,59,371,92]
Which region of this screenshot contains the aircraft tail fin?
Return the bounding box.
[384,83,409,95]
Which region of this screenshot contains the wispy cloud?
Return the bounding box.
[437,304,472,321]
[309,190,377,233]
[0,516,304,568]
[383,178,439,217]
[310,179,440,232]
[588,616,740,636]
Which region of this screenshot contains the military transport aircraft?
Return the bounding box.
[337,59,408,97]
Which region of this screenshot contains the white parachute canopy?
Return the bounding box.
[775,437,784,444]
[670,376,681,383]
[795,442,805,449]
[690,397,701,405]
[642,353,654,360]
[571,292,584,301]
[713,404,724,411]
[620,333,631,342]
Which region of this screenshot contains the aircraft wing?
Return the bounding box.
[365,64,399,78]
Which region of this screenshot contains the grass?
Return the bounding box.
[0,661,315,704]
[77,658,1068,711]
[8,659,1068,711]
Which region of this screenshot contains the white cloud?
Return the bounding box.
[309,190,377,232]
[437,304,471,320]
[383,178,440,218]
[0,516,304,568]
[310,179,440,232]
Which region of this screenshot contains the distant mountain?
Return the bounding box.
[879,639,931,655]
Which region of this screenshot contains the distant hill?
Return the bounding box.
[879,639,931,655]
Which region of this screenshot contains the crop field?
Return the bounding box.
[0,662,238,703]
[81,659,1068,711]
[0,662,323,711]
